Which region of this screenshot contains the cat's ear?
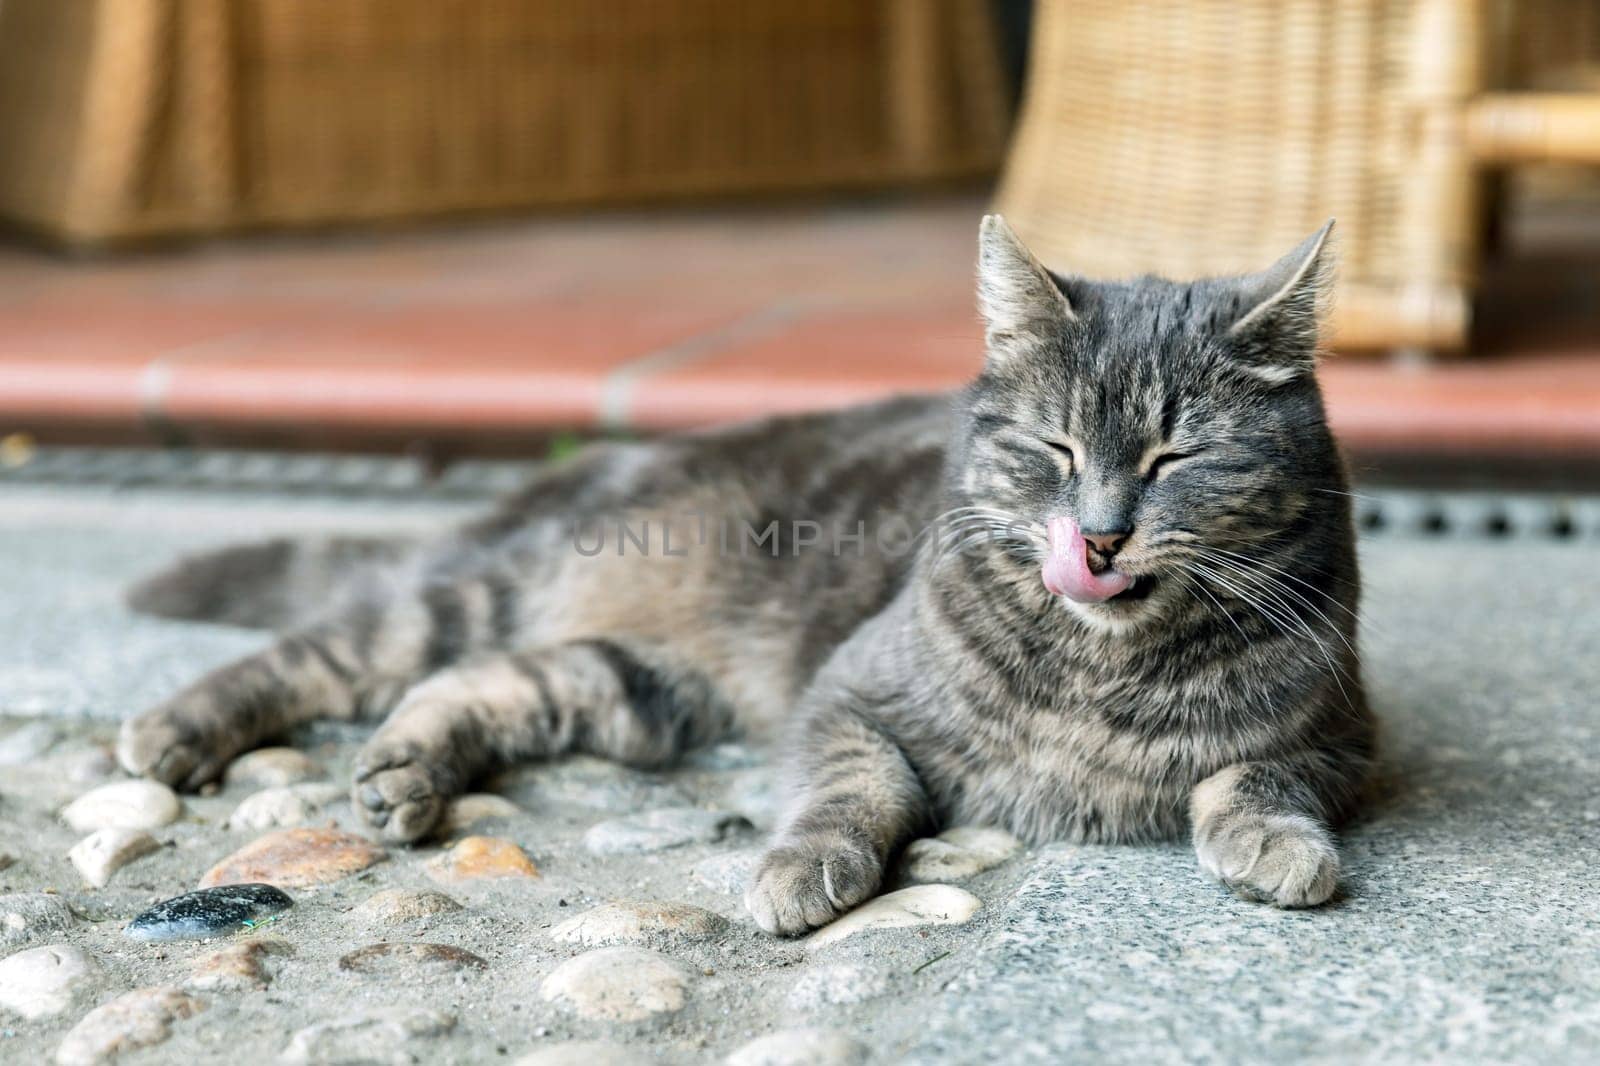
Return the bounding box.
[977,214,1075,360]
[1225,220,1335,383]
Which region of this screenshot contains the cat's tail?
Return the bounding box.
[126,534,416,629]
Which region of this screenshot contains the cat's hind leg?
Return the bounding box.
[117,579,481,789]
[352,640,736,842]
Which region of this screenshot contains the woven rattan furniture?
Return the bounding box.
[0,0,1008,246]
[998,0,1600,353]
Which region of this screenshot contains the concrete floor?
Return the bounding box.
[1,482,1598,1064]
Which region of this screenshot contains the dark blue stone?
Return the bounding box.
[124,883,294,942]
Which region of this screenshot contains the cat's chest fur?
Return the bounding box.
[901,608,1278,845]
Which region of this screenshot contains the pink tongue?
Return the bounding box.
[1041,516,1135,603]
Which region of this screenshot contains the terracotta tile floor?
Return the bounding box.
[1,197,1597,460]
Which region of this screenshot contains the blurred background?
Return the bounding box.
[1,0,1598,497]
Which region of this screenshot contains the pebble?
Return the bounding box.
[515,1042,651,1066]
[786,964,892,1010]
[0,721,59,765]
[280,1008,456,1066]
[338,941,488,976]
[68,828,160,888]
[185,939,290,993]
[540,947,690,1023]
[349,888,463,926]
[0,943,99,1019]
[225,783,344,831]
[222,747,324,789]
[549,900,729,947]
[425,835,539,883]
[199,828,385,889]
[806,884,982,951]
[493,756,689,813]
[61,780,181,833]
[900,826,1022,883]
[583,808,752,856]
[691,849,761,895]
[125,883,295,942]
[439,793,522,835]
[0,891,76,946]
[53,986,204,1066]
[725,1030,872,1066]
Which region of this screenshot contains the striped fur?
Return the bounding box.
[120,217,1372,933]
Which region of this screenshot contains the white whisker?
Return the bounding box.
[1191,549,1362,659]
[1188,560,1357,708]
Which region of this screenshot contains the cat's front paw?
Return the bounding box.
[1194,811,1339,908]
[745,836,883,937]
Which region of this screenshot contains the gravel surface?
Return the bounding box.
[1,482,1596,1064]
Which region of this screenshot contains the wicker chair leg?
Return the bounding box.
[1469,93,1600,164]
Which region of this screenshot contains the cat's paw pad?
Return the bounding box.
[1195,812,1339,908]
[745,838,882,937]
[116,708,230,791]
[352,742,450,844]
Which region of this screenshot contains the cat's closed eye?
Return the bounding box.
[1045,440,1077,474]
[1146,450,1198,481]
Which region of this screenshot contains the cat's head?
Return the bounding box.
[955,214,1344,631]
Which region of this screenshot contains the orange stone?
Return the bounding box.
[199,828,386,890]
[185,940,291,993]
[425,836,539,883]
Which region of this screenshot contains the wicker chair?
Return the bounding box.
[997,0,1600,353]
[0,0,1008,246]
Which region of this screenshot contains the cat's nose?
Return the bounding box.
[1081,528,1130,555]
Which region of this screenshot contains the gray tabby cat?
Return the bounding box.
[119,216,1372,933]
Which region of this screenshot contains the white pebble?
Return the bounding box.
[548,900,728,946]
[806,885,981,951]
[61,781,180,833]
[225,783,343,831]
[0,943,100,1019]
[349,888,463,926]
[439,793,522,835]
[540,947,689,1022]
[68,828,160,888]
[54,986,204,1065]
[222,747,323,789]
[725,1029,871,1066]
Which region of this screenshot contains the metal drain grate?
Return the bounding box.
[1349,490,1600,541]
[2,446,1598,540]
[0,446,536,500]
